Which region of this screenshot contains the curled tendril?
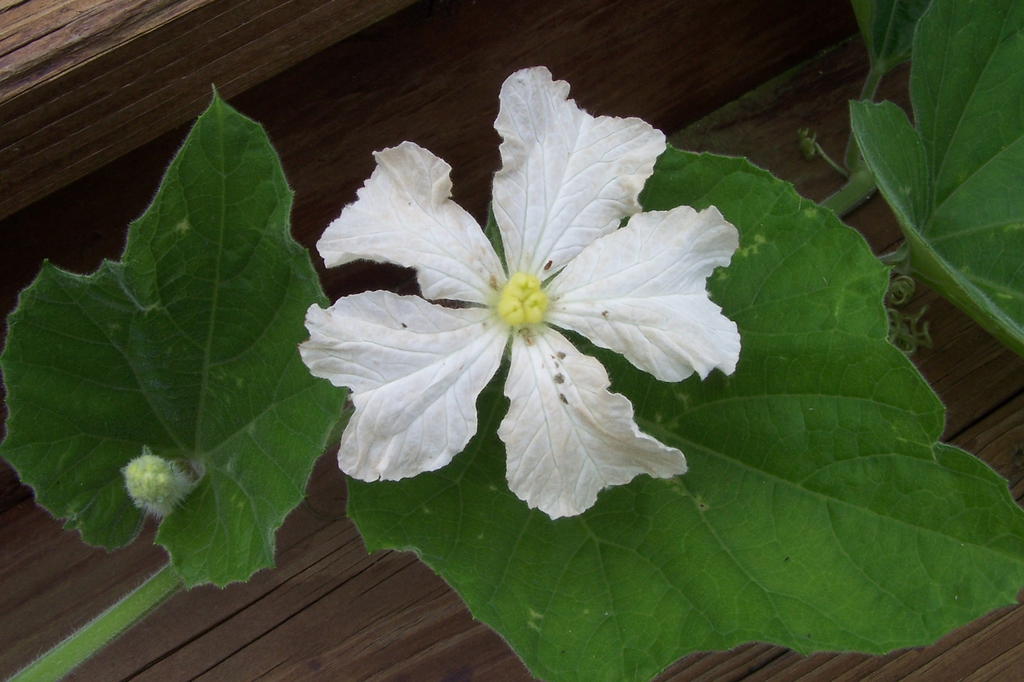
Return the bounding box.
[887,275,916,307]
[887,305,932,356]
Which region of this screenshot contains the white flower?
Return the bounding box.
[300,67,741,519]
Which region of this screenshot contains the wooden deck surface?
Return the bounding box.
[2,0,1023,679]
[0,0,419,221]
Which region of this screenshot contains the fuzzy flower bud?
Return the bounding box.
[122,447,194,518]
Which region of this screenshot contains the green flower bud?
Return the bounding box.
[797,128,818,161]
[122,447,194,518]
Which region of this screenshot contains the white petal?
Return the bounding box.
[492,67,666,277]
[300,291,506,481]
[317,142,505,304]
[499,329,686,519]
[546,205,741,382]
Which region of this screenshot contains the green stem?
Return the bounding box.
[820,167,877,218]
[813,141,850,178]
[879,242,910,271]
[11,565,182,682]
[820,64,885,218]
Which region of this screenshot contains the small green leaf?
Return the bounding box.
[347,150,1024,682]
[853,0,932,74]
[0,96,344,587]
[852,0,1024,358]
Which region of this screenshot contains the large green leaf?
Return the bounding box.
[852,0,1024,358]
[851,0,932,74]
[0,96,344,587]
[347,149,1024,682]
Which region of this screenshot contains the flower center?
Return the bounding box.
[498,272,548,326]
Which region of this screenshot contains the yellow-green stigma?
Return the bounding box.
[498,272,548,326]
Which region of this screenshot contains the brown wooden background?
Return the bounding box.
[2,0,1023,680]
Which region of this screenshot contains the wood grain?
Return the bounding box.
[6,0,1023,680]
[0,0,418,221]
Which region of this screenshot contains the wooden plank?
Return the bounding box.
[0,0,865,673]
[0,0,861,321]
[0,0,863,458]
[0,504,168,676]
[0,0,418,221]
[10,1,1022,681]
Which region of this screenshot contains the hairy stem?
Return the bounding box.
[821,167,877,218]
[820,62,885,218]
[11,565,182,682]
[815,142,850,178]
